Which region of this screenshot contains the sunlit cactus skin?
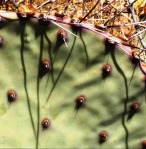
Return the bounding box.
[0,0,146,149]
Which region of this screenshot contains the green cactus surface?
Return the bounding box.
[0,19,146,149]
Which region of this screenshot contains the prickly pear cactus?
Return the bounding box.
[0,0,146,149]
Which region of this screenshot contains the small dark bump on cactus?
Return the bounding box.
[38,18,49,26]
[41,118,51,130]
[75,95,86,110]
[58,29,67,37]
[129,52,139,66]
[127,103,140,120]
[7,89,17,103]
[17,12,33,21]
[104,39,115,55]
[70,20,82,32]
[101,64,112,79]
[37,14,50,27]
[98,130,108,144]
[39,59,51,78]
[130,103,140,113]
[54,29,68,52]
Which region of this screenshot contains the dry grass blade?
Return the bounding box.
[0,0,146,51]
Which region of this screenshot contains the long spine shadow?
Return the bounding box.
[129,65,136,87]
[79,29,89,69]
[36,33,44,149]
[20,21,36,139]
[46,32,78,103]
[111,48,129,149]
